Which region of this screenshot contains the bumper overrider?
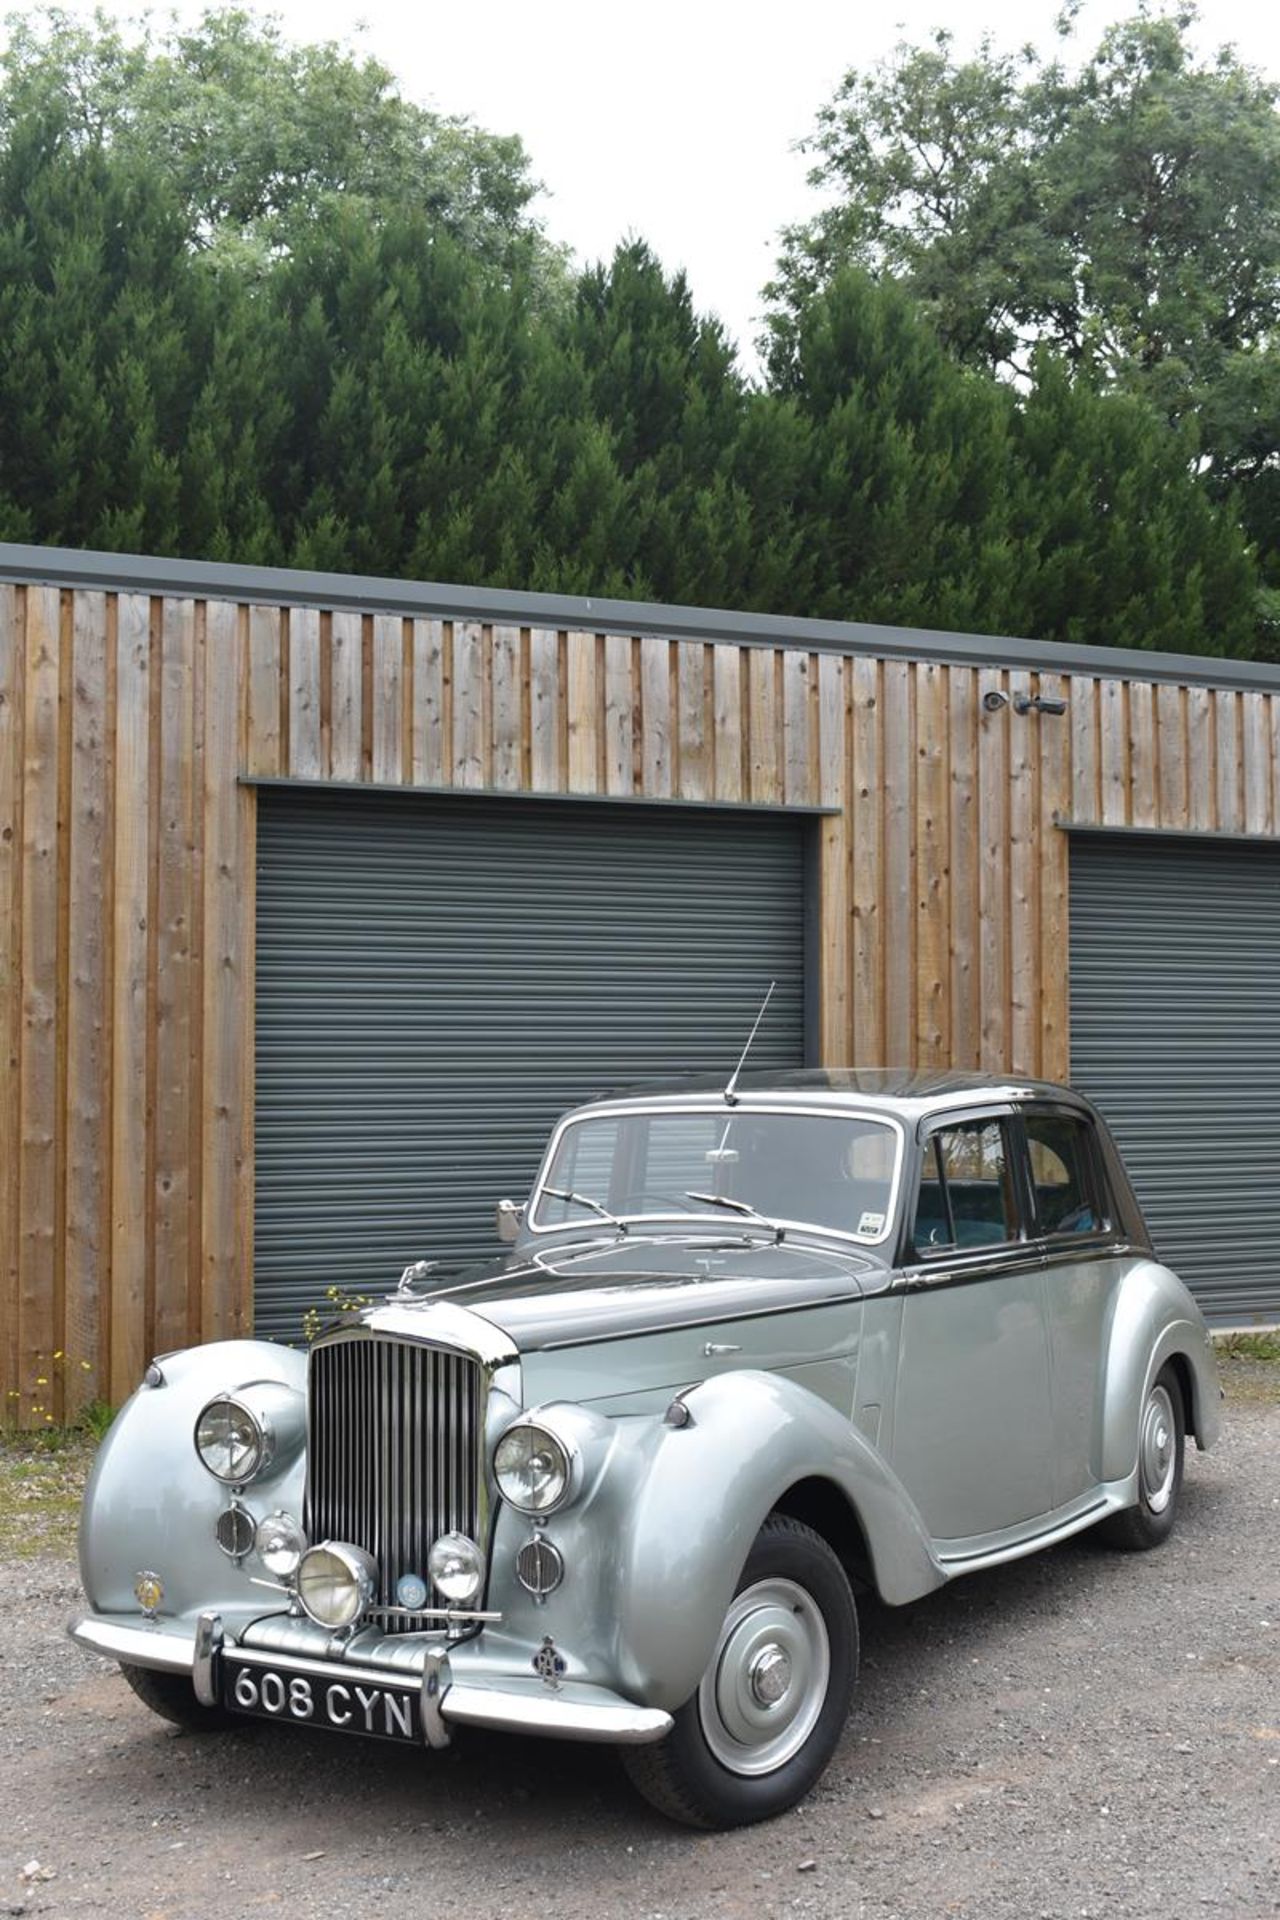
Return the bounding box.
[67,1609,672,1747]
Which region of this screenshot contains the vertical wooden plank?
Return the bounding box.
[948,668,979,1070]
[1186,685,1214,831]
[1099,679,1128,827]
[712,646,743,803]
[602,633,633,796]
[639,636,672,798]
[677,641,710,802]
[566,631,599,794]
[1242,694,1272,836]
[882,661,914,1064]
[451,621,484,790]
[411,618,446,787]
[977,668,1009,1071]
[153,599,197,1358]
[748,649,781,806]
[371,613,404,785]
[1273,699,1280,846]
[491,624,522,792]
[245,605,282,779]
[1214,690,1242,833]
[1155,683,1188,829]
[1128,680,1158,828]
[851,657,883,1066]
[782,650,811,808]
[1038,674,1070,1083]
[18,588,59,1423]
[288,606,322,780]
[329,609,363,782]
[201,601,246,1342]
[915,663,949,1066]
[0,588,23,1416]
[530,628,561,792]
[818,654,850,1064]
[109,594,149,1403]
[1008,671,1040,1076]
[1069,677,1099,826]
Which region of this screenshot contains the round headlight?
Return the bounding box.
[256,1510,307,1579]
[296,1542,377,1629]
[195,1395,266,1484]
[494,1422,572,1514]
[427,1532,485,1605]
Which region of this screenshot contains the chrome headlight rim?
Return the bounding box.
[493,1417,578,1516]
[426,1530,486,1605]
[295,1540,377,1630]
[255,1509,308,1580]
[194,1393,272,1486]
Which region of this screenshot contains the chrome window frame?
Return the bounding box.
[525,1101,907,1250]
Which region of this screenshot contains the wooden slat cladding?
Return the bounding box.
[3,576,1279,1419]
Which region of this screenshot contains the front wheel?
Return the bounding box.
[1095,1363,1186,1552]
[119,1662,241,1732]
[621,1514,858,1828]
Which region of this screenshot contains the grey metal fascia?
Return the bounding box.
[3,538,1278,696]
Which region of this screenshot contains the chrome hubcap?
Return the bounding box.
[698,1578,830,1777]
[749,1644,793,1706]
[1140,1383,1177,1513]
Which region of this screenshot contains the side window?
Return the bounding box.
[1025,1113,1105,1237]
[914,1119,1017,1253]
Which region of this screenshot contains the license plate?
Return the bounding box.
[223,1655,421,1744]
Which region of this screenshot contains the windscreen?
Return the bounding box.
[533,1108,900,1244]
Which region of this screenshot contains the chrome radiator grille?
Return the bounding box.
[306,1335,485,1628]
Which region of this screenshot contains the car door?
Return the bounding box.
[889,1109,1055,1543]
[1021,1104,1127,1508]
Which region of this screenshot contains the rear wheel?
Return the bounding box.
[621,1513,858,1828]
[1096,1363,1185,1551]
[119,1662,240,1732]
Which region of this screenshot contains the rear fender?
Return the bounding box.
[1100,1263,1221,1483]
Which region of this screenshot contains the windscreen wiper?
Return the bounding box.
[538,1185,628,1235]
[684,1191,784,1243]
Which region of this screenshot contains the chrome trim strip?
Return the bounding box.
[536,1289,868,1351]
[526,1102,907,1250]
[68,1615,198,1673]
[441,1683,673,1746]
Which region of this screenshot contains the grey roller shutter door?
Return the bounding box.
[1069,833,1280,1324]
[255,790,809,1339]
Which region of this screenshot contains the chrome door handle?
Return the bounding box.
[703,1342,741,1357]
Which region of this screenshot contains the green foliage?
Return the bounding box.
[773,7,1279,639]
[0,5,1263,657]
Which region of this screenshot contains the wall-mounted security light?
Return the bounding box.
[982,688,1068,717]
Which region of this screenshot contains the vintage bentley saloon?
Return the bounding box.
[72,1071,1220,1828]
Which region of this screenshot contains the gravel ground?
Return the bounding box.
[1,1356,1276,1920]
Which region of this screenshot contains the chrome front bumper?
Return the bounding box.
[67,1612,673,1747]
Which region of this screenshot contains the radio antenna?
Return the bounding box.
[723,980,776,1107]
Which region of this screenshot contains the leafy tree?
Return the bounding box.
[0,7,561,286]
[771,6,1280,630]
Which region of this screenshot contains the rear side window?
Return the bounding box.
[1025,1113,1106,1237]
[914,1118,1017,1253]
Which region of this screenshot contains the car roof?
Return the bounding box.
[572,1067,1095,1126]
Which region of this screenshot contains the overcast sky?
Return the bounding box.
[28,1,1280,369]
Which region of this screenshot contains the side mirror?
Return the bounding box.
[496,1199,524,1245]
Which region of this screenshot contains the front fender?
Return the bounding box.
[1099,1262,1221,1483]
[561,1370,945,1712]
[79,1340,307,1627]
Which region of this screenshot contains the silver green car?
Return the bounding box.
[70,1070,1220,1828]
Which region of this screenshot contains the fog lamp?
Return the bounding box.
[427,1532,485,1605]
[493,1421,572,1514]
[296,1541,377,1629]
[256,1510,306,1579]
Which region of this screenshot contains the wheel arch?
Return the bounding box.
[770,1475,875,1595]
